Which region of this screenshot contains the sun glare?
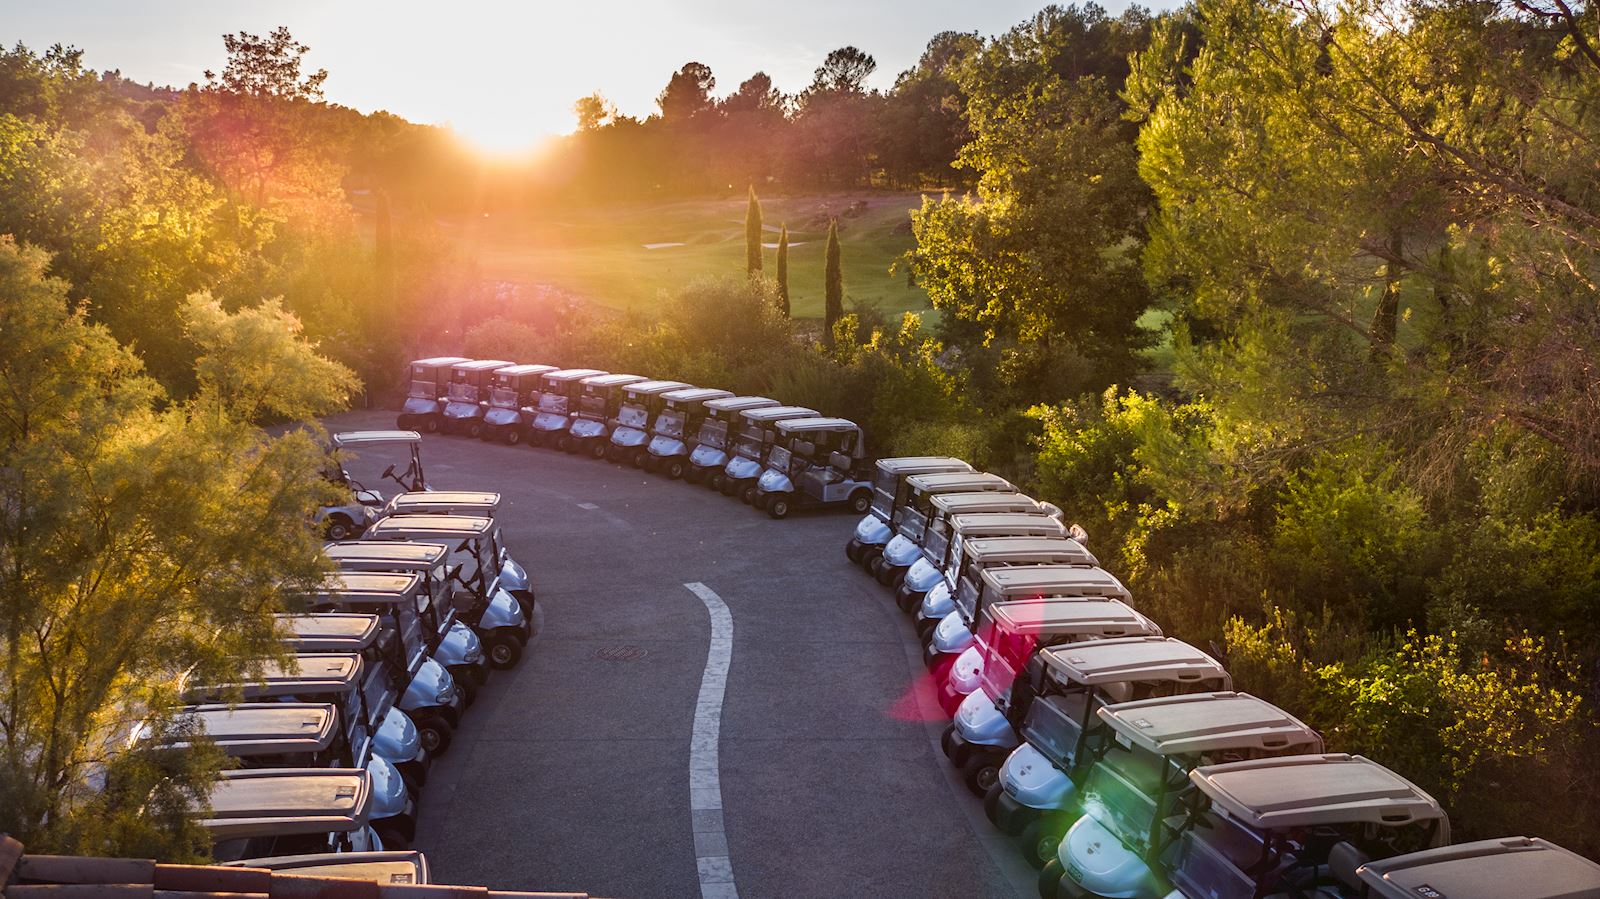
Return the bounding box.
[449,106,571,158]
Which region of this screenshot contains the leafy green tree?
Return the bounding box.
[656,61,716,123]
[775,225,790,316]
[0,237,348,857]
[823,220,843,341]
[744,186,763,277]
[572,92,614,132]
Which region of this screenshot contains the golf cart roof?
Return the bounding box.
[1096,692,1322,758]
[741,405,818,423]
[331,430,422,449]
[950,513,1069,538]
[960,536,1097,566]
[1356,836,1600,899]
[324,540,448,568]
[451,359,513,372]
[201,768,371,838]
[706,395,779,413]
[580,373,646,388]
[663,386,734,404]
[173,703,339,756]
[907,471,1016,493]
[410,357,470,368]
[227,850,431,883]
[980,564,1130,600]
[875,456,974,476]
[932,494,1041,517]
[276,613,381,650]
[775,416,859,435]
[623,379,692,396]
[986,598,1159,639]
[189,653,362,699]
[1041,637,1228,688]
[1189,753,1447,835]
[367,514,493,538]
[495,363,557,378]
[311,572,424,600]
[544,368,606,382]
[385,491,501,515]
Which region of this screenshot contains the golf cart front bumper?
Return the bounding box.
[757,470,793,494]
[882,535,921,568]
[932,612,976,654]
[531,412,569,432]
[483,407,523,427]
[953,689,1018,749]
[724,456,761,480]
[904,557,943,593]
[611,426,648,447]
[649,436,687,458]
[402,397,442,416]
[443,401,482,421]
[690,445,727,469]
[854,515,892,545]
[568,418,607,440]
[919,581,955,623]
[1002,742,1076,815]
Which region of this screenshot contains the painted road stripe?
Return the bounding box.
[684,581,738,899]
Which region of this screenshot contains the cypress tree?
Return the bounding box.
[745,186,763,277]
[775,225,790,317]
[823,220,843,342]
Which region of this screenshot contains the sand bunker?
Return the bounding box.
[642,242,687,249]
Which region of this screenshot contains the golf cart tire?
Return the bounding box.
[848,488,872,514]
[895,584,921,613]
[504,427,523,446]
[465,420,484,439]
[845,539,864,564]
[323,514,357,542]
[740,484,758,505]
[940,724,960,760]
[1038,860,1065,899]
[684,466,702,483]
[414,714,454,756]
[937,682,965,717]
[420,415,441,434]
[915,616,939,641]
[590,440,608,460]
[963,752,1001,796]
[631,449,649,469]
[666,459,687,480]
[708,472,726,492]
[453,675,477,707]
[1020,816,1067,870]
[396,414,412,429]
[555,434,571,452]
[766,496,792,519]
[487,632,522,669]
[875,561,897,586]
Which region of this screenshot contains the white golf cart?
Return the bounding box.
[645,387,734,478]
[718,405,820,497]
[926,564,1131,675]
[898,492,1062,619]
[754,417,874,519]
[480,363,556,445]
[606,379,691,466]
[925,534,1099,653]
[528,368,605,449]
[904,512,1076,616]
[375,491,535,618]
[847,456,974,565]
[567,372,647,457]
[318,430,427,542]
[1356,836,1600,899]
[688,395,778,484]
[871,473,1021,587]
[441,359,514,437]
[1049,753,1450,899]
[938,598,1162,788]
[202,767,381,861]
[226,849,431,884]
[397,357,469,434]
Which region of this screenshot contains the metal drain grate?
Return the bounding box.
[596,645,648,662]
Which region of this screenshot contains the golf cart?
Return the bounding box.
[922,534,1099,643]
[718,405,821,496]
[1355,836,1600,899]
[644,387,734,477]
[905,512,1076,616]
[985,639,1233,869]
[884,490,1050,598]
[926,565,1131,674]
[397,357,470,433]
[323,540,489,701]
[847,457,974,565]
[364,514,532,668]
[374,492,535,618]
[528,368,606,449]
[872,473,1020,587]
[938,598,1163,785]
[606,379,691,465]
[688,395,779,484]
[318,431,427,542]
[226,850,431,884]
[1050,753,1449,899]
[753,417,874,519]
[441,359,514,437]
[167,701,417,851]
[202,767,381,861]
[567,372,647,457]
[481,363,557,445]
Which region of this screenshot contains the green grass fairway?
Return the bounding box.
[448,192,934,318]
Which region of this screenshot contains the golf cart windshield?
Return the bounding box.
[488,386,518,408]
[768,445,792,472]
[656,410,686,438]
[1166,821,1263,899]
[1024,692,1092,769]
[538,393,567,413]
[407,379,434,399]
[697,419,728,448]
[871,470,897,518]
[734,424,765,459]
[579,395,606,416]
[1081,747,1166,851]
[446,383,475,402]
[977,621,1037,698]
[925,518,952,565]
[618,405,648,428]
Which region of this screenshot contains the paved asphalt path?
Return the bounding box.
[327,411,1035,899]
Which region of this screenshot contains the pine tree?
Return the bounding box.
[823,220,843,342]
[745,186,763,277]
[775,225,791,317]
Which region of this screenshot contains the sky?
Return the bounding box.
[2,0,1164,153]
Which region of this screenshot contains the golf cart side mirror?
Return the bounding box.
[1068,522,1088,544]
[1040,502,1065,522]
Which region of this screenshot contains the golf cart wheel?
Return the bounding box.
[590,440,608,460]
[1020,817,1066,870]
[374,824,412,851]
[766,496,792,519]
[480,424,501,442]
[938,682,965,717]
[708,472,725,492]
[740,484,759,505]
[666,459,687,480]
[875,561,897,587]
[465,420,484,439]
[1038,860,1065,899]
[487,632,522,669]
[454,674,478,707]
[632,449,649,469]
[915,616,939,642]
[963,752,1001,796]
[420,415,442,434]
[555,434,571,452]
[414,714,454,756]
[504,427,523,446]
[982,783,1005,828]
[940,724,960,760]
[396,414,412,429]
[846,539,864,564]
[890,568,907,590]
[323,514,357,542]
[848,489,872,514]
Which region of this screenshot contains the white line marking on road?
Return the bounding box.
[685,581,738,899]
[576,502,600,510]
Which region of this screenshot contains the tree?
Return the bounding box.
[824,221,843,341]
[775,226,791,317]
[0,237,350,857]
[203,27,327,101]
[572,92,614,132]
[744,186,763,277]
[809,46,877,95]
[656,61,716,123]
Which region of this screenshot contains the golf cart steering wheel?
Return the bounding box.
[381,463,408,490]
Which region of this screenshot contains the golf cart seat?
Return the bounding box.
[1328,841,1371,892]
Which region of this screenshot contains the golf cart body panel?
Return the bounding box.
[442,360,514,424]
[1189,753,1449,836]
[530,369,607,433]
[855,457,975,546]
[648,387,734,460]
[690,396,779,470]
[401,357,470,417]
[1355,836,1600,899]
[568,373,647,440]
[381,490,501,519]
[227,850,430,884]
[320,431,426,537]
[907,512,1075,597]
[483,364,557,428]
[1096,691,1323,758]
[609,380,692,448]
[170,703,340,758]
[723,406,820,480]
